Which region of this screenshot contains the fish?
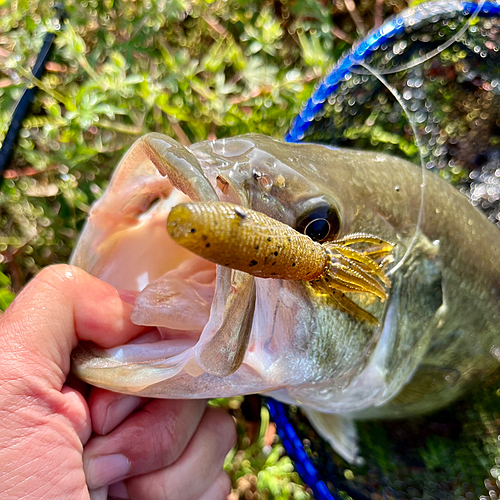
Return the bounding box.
[166,201,394,324]
[71,133,500,463]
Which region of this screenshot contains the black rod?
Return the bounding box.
[0,6,65,183]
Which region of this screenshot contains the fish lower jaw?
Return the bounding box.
[69,133,256,391]
[71,176,271,393]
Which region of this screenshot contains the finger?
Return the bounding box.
[199,471,232,500]
[0,264,147,387]
[89,486,108,500]
[108,472,232,500]
[88,387,144,435]
[83,399,207,489]
[117,408,236,500]
[61,385,92,444]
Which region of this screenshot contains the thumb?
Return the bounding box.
[0,264,145,390]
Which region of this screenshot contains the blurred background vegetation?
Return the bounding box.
[0,0,410,497]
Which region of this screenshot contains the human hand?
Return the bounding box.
[0,265,236,500]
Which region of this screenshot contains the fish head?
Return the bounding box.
[191,134,414,241]
[72,133,420,413]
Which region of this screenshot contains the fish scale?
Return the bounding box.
[276,1,500,499]
[69,4,500,499]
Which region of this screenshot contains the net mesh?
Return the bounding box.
[299,2,500,228]
[277,3,500,499]
[286,370,500,499]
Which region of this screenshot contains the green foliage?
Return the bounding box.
[0,269,15,310]
[0,0,408,496]
[222,403,312,500]
[0,0,407,289]
[408,0,434,6]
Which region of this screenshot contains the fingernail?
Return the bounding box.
[118,290,139,305]
[89,486,109,500]
[86,453,131,488]
[108,481,130,499]
[103,396,142,435]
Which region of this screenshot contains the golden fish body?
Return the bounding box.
[71,134,500,428]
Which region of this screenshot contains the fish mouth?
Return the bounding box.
[71,134,265,396]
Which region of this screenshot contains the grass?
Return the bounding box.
[0,0,409,497]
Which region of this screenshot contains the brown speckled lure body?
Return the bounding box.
[167,201,394,323]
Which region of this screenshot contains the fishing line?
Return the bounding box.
[358,0,486,275]
[352,0,486,77]
[357,61,426,275]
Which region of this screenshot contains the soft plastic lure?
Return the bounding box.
[167,201,393,324]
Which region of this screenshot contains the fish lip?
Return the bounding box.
[174,143,259,378]
[143,134,220,203]
[73,135,259,387]
[145,134,251,208]
[143,135,257,364]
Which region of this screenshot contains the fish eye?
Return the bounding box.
[295,203,340,242]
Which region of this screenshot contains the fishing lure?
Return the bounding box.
[167,201,394,324]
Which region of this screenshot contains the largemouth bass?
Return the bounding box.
[71,133,500,462]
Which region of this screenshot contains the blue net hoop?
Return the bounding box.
[286,0,500,144]
[271,2,500,499]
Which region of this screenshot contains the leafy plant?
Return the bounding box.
[0,0,408,496]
